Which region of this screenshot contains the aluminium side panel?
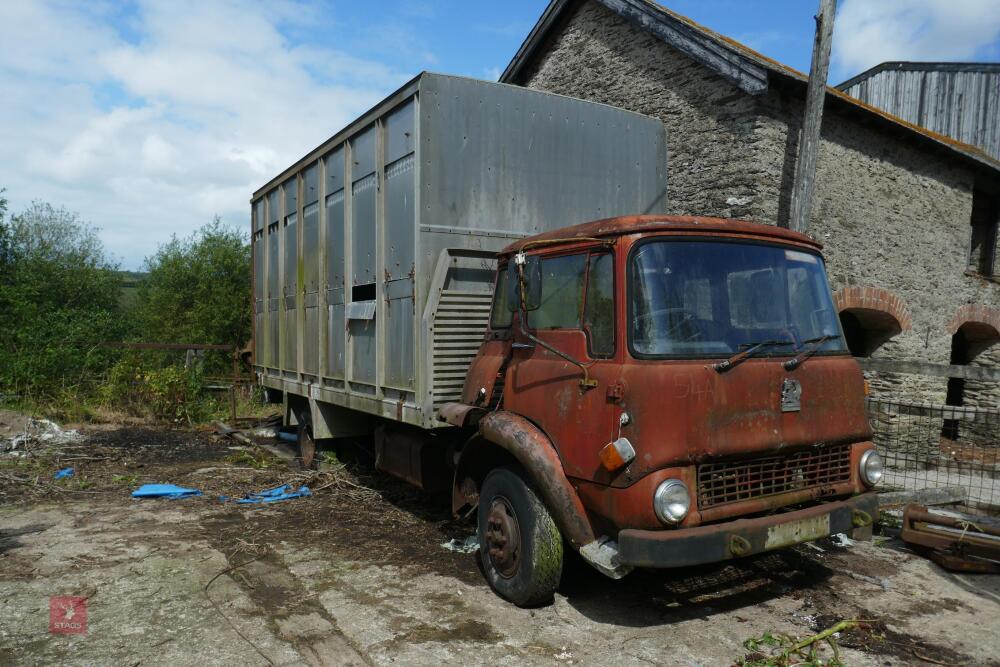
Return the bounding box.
[416,74,667,305]
[324,147,347,380]
[282,176,298,375]
[266,189,280,370]
[416,74,667,415]
[349,125,378,386]
[302,164,320,376]
[252,198,265,368]
[252,73,666,429]
[383,99,417,390]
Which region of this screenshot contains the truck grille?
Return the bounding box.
[697,444,852,510]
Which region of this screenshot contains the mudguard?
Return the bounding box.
[455,411,596,550]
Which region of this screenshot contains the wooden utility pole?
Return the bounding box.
[789,0,837,234]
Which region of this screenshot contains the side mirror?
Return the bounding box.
[506,254,542,312]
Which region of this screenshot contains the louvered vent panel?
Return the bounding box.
[432,290,492,407]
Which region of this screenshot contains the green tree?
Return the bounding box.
[135,218,250,351]
[0,200,126,399]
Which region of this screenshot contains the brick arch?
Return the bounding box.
[946,304,1000,337]
[833,287,912,332]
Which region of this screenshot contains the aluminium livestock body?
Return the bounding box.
[251,73,666,436]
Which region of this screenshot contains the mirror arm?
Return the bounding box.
[514,256,597,390]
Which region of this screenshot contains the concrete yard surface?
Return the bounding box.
[2,426,1000,666]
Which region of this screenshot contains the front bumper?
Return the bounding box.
[617,492,877,568]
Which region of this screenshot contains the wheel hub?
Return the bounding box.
[486,496,521,578]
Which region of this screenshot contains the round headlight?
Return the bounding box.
[653,479,691,525]
[860,449,884,487]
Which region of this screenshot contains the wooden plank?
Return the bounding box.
[877,487,967,510]
[789,0,836,233]
[859,358,1000,382]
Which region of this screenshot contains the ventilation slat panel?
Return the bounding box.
[430,290,493,404]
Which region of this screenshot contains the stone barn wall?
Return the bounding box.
[517,0,1000,408]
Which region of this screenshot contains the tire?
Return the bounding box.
[477,466,563,607]
[297,421,316,470]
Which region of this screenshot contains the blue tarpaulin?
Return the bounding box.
[235,484,311,504]
[54,468,74,479]
[132,483,202,499]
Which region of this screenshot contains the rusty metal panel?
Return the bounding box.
[901,504,1000,571]
[374,426,448,492]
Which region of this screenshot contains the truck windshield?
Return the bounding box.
[629,240,848,359]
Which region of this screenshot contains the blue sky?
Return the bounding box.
[1,0,998,268]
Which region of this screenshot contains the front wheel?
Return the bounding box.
[477,467,563,607]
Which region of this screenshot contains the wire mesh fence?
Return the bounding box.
[867,397,1000,515]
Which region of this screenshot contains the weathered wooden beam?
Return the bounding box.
[877,486,967,510]
[789,0,836,233]
[859,358,1000,382]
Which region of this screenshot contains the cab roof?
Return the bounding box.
[499,215,822,256]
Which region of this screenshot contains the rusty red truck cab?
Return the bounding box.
[444,215,881,606]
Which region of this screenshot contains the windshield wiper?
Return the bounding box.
[783,334,841,370]
[712,339,795,373]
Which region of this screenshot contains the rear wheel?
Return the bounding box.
[297,422,316,469]
[477,467,563,607]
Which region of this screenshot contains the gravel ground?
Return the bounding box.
[2,425,999,666]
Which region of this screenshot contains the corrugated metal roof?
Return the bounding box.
[501,0,1000,176]
[837,62,1000,162]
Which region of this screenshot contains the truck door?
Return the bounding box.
[504,249,622,483]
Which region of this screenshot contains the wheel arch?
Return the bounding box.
[452,411,596,550]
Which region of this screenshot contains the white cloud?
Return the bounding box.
[833,0,1000,79]
[0,0,411,268]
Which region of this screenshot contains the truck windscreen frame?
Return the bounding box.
[627,237,848,360]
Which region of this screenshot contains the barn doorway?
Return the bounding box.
[942,322,1000,439]
[838,308,902,357]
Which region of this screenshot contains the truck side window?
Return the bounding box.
[491,267,512,329]
[532,254,587,329]
[584,253,614,356]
